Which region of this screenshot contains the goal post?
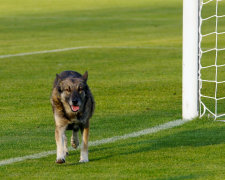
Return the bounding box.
[182,0,199,120]
[183,0,225,120]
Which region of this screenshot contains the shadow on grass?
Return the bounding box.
[89,125,225,161]
[156,174,199,180]
[61,121,225,180]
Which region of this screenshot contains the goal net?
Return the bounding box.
[199,0,225,119]
[182,0,225,120]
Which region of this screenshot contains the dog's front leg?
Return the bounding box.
[79,127,89,163]
[71,130,79,149]
[63,134,69,156]
[55,125,67,164]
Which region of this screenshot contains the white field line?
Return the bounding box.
[4,16,172,21]
[0,119,189,166]
[0,46,181,59]
[0,46,95,59]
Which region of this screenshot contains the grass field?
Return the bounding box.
[1,0,225,179]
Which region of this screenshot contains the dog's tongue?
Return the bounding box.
[71,105,79,112]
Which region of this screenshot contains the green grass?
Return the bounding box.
[1,0,225,179]
[0,0,181,55]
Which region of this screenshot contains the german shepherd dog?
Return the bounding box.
[50,71,94,164]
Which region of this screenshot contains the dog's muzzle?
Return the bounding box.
[71,100,80,112]
[71,105,79,112]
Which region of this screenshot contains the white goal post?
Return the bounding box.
[183,0,225,120]
[182,0,199,120]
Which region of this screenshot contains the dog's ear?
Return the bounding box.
[56,74,62,82]
[56,74,62,93]
[82,71,88,82]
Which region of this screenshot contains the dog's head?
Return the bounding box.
[56,71,88,113]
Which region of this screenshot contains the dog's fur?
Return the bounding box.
[50,71,94,163]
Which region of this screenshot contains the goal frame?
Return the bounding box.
[182,0,200,120]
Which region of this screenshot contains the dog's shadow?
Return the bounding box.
[62,162,82,166]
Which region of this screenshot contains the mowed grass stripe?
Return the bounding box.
[0,119,187,166]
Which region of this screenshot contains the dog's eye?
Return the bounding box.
[78,86,83,93]
[79,89,83,94]
[65,87,71,92]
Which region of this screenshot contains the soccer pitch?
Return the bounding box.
[1,0,225,179]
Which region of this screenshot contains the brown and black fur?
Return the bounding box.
[50,71,94,163]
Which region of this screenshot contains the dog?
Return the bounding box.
[50,70,95,164]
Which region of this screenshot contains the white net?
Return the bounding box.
[199,0,225,119]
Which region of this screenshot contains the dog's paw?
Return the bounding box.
[56,159,65,164]
[71,141,79,149]
[79,152,88,163]
[79,158,89,163]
